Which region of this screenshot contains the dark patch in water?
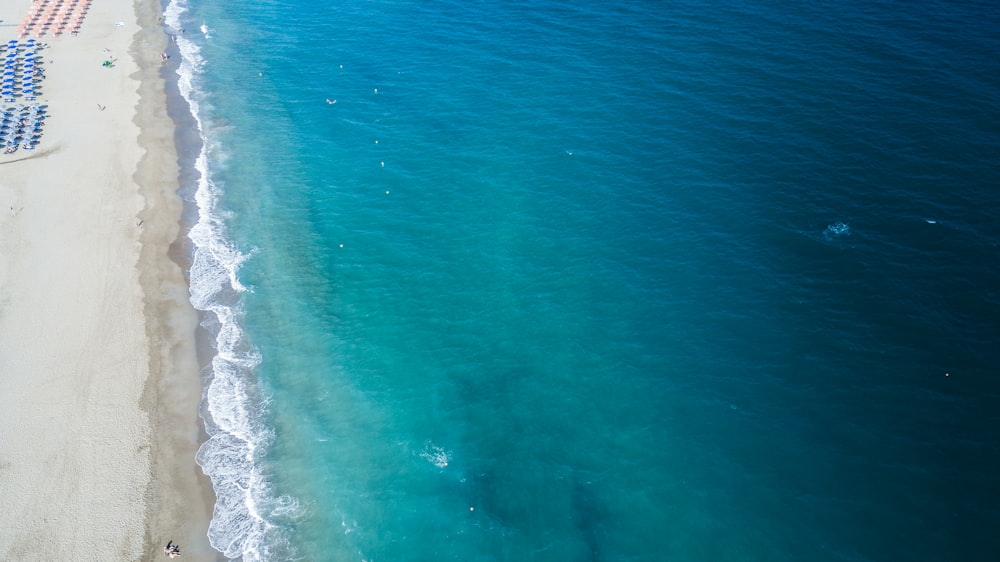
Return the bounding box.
[572,481,605,562]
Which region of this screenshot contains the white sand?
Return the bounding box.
[0,0,214,560]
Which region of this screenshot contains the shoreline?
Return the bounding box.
[133,0,218,559]
[0,0,217,559]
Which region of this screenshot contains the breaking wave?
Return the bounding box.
[165,0,300,559]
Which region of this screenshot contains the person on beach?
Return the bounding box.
[164,540,181,557]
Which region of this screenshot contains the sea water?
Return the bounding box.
[163,0,1000,560]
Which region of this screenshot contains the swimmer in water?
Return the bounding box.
[326,99,336,104]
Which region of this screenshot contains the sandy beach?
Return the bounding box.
[0,0,215,559]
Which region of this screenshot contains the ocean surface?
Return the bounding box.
[163,0,1000,560]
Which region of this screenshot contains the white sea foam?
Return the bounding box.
[165,0,300,559]
[420,442,451,469]
[823,221,851,239]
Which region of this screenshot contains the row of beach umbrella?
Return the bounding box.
[1,103,47,152]
[16,0,93,38]
[2,40,43,102]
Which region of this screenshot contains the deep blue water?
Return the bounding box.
[165,0,1000,560]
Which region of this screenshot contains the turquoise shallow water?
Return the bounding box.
[165,0,1000,560]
